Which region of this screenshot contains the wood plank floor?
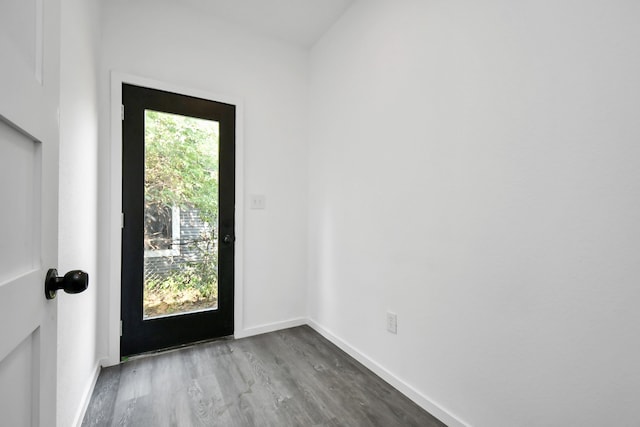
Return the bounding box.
[82,326,445,427]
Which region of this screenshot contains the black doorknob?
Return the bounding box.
[222,234,235,245]
[45,269,89,300]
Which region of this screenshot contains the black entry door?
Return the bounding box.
[121,83,235,357]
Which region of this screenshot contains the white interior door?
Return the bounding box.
[0,0,61,426]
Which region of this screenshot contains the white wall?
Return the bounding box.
[97,0,309,360]
[58,0,101,425]
[308,1,640,426]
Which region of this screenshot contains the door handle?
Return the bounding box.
[45,269,89,300]
[222,234,235,245]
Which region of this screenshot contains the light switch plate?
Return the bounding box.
[249,194,266,210]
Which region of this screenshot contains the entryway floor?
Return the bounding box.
[82,326,445,426]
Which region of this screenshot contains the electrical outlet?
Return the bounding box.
[387,312,397,334]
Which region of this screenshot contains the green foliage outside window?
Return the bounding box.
[144,110,219,225]
[143,110,220,317]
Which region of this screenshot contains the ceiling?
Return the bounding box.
[177,0,356,48]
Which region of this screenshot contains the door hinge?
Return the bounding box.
[120,320,123,337]
[121,104,125,120]
[121,212,125,228]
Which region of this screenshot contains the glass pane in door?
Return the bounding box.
[143,110,219,319]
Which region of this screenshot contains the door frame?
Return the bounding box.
[105,72,245,366]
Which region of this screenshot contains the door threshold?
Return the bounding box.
[121,334,234,363]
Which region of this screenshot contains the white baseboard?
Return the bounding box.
[307,319,469,427]
[234,317,307,339]
[72,362,101,427]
